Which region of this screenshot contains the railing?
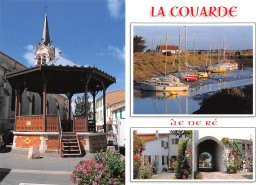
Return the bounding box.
[58,110,62,156]
[16,115,44,131]
[74,116,95,132]
[74,116,87,132]
[46,115,59,131]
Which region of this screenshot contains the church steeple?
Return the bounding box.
[41,13,50,46]
[34,12,55,66]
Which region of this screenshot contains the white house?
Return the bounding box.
[136,130,188,173]
[95,89,125,132]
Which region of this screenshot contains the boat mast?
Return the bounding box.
[218,38,220,64]
[185,26,187,70]
[223,37,226,61]
[194,39,196,65]
[165,32,168,79]
[178,28,181,72]
[209,41,211,65]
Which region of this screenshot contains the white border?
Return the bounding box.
[130,127,256,182]
[130,22,256,117]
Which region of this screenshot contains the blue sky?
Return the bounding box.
[134,25,253,51]
[0,0,125,95]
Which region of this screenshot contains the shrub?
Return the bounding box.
[193,86,253,114]
[71,149,125,185]
[138,157,153,179]
[175,140,192,179]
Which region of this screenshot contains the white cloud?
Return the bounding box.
[108,45,125,62]
[107,0,124,19]
[23,44,35,66]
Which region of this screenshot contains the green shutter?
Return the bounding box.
[233,139,243,167]
[115,111,117,118]
[120,109,122,118]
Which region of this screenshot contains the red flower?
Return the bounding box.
[236,150,239,155]
[187,150,191,153]
[232,150,234,155]
[157,155,160,159]
[183,175,186,179]
[133,156,140,161]
[222,147,225,151]
[190,161,193,165]
[185,171,188,174]
[229,153,231,157]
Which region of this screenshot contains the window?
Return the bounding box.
[37,57,41,64]
[42,56,46,64]
[161,140,164,147]
[172,138,179,144]
[144,155,151,163]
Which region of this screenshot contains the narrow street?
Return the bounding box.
[200,172,253,180]
[151,172,175,179]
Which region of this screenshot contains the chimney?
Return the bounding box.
[155,130,159,139]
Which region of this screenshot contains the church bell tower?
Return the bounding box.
[34,13,55,66]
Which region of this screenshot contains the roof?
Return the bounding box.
[157,45,179,50]
[106,89,125,106]
[136,133,168,142]
[41,13,50,46]
[97,89,125,106]
[6,65,116,94]
[47,56,81,67]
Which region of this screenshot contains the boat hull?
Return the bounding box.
[140,83,189,91]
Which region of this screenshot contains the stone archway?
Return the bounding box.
[196,136,224,172]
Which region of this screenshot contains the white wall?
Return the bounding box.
[142,137,169,173]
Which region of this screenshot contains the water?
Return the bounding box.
[133,68,253,114]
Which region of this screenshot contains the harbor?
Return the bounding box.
[133,25,254,114]
[134,67,253,114]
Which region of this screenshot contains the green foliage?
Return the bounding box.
[175,139,192,179]
[134,35,147,52]
[74,94,92,117]
[221,137,233,148]
[193,86,253,114]
[93,149,125,181]
[138,157,153,179]
[133,134,146,156]
[71,149,125,185]
[169,158,178,172]
[194,171,203,179]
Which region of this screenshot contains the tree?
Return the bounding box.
[74,94,92,117]
[134,35,147,52]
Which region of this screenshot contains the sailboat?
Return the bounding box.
[180,26,198,82]
[140,32,189,92]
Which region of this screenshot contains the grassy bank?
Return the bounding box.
[133,52,253,82]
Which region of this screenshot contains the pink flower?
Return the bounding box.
[113,182,119,185]
[222,147,225,151]
[187,150,191,153]
[190,161,193,165]
[183,175,186,179]
[250,138,252,143]
[185,171,188,174]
